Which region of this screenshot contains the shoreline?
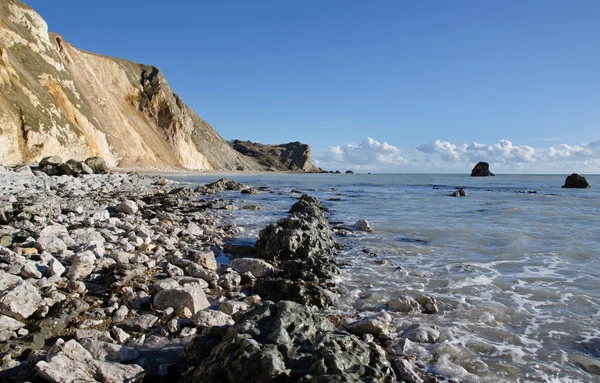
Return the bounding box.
[0,165,412,382]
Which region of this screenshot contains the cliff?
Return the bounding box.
[0,0,270,171]
[229,140,322,172]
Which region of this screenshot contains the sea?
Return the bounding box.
[166,173,600,383]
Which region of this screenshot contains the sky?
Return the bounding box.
[24,0,600,173]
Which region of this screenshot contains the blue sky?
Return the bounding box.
[25,0,600,173]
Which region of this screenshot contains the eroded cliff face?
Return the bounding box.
[0,0,260,170]
[229,140,322,172]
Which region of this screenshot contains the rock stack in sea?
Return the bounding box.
[470,161,495,177]
[562,173,590,188]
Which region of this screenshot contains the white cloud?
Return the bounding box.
[314,137,407,171]
[315,137,600,173]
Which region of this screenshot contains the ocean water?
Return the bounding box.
[167,173,600,382]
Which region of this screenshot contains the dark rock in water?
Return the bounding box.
[451,188,467,197]
[180,301,396,383]
[470,162,495,177]
[197,178,248,194]
[253,195,340,307]
[562,173,590,188]
[223,243,256,255]
[84,156,109,174]
[345,170,354,174]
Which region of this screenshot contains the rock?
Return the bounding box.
[219,300,249,315]
[230,258,275,278]
[346,170,355,174]
[416,295,439,314]
[217,269,242,290]
[111,327,130,344]
[0,281,44,320]
[0,271,22,290]
[59,159,93,176]
[387,296,420,313]
[193,250,217,270]
[34,236,67,253]
[79,338,139,362]
[391,358,424,383]
[35,339,97,383]
[346,312,392,336]
[223,243,256,255]
[66,251,95,280]
[13,165,34,176]
[181,301,395,383]
[562,173,590,188]
[117,314,158,333]
[353,219,373,232]
[39,156,63,169]
[451,188,467,197]
[240,188,260,195]
[402,324,440,343]
[470,161,495,177]
[229,140,321,172]
[95,360,144,382]
[0,315,25,341]
[116,200,139,214]
[153,284,210,316]
[192,309,235,328]
[84,157,109,174]
[204,178,248,192]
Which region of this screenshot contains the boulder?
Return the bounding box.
[402,324,440,343]
[451,188,467,197]
[0,281,44,320]
[230,258,275,278]
[346,312,392,336]
[562,173,590,188]
[181,301,396,383]
[353,219,373,232]
[192,309,235,328]
[470,161,494,177]
[79,338,139,362]
[193,250,217,270]
[39,156,63,169]
[35,339,97,383]
[84,156,109,174]
[153,284,210,316]
[0,314,25,341]
[116,200,139,214]
[117,314,158,333]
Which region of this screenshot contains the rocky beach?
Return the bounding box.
[0,159,438,383]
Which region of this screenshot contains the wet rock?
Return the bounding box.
[562,173,590,188]
[402,324,440,343]
[470,161,494,177]
[153,284,210,316]
[84,156,110,174]
[223,243,256,255]
[392,358,425,383]
[230,257,275,278]
[388,296,422,313]
[181,300,395,383]
[353,219,373,232]
[192,309,235,328]
[0,281,44,320]
[416,295,439,314]
[346,312,392,336]
[451,188,467,197]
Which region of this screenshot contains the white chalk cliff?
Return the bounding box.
[0,0,314,171]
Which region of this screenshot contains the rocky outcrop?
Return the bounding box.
[0,0,261,171]
[470,162,495,177]
[181,300,396,383]
[562,173,590,188]
[253,195,340,308]
[229,140,322,172]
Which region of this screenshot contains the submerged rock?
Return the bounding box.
[470,162,494,177]
[562,173,590,188]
